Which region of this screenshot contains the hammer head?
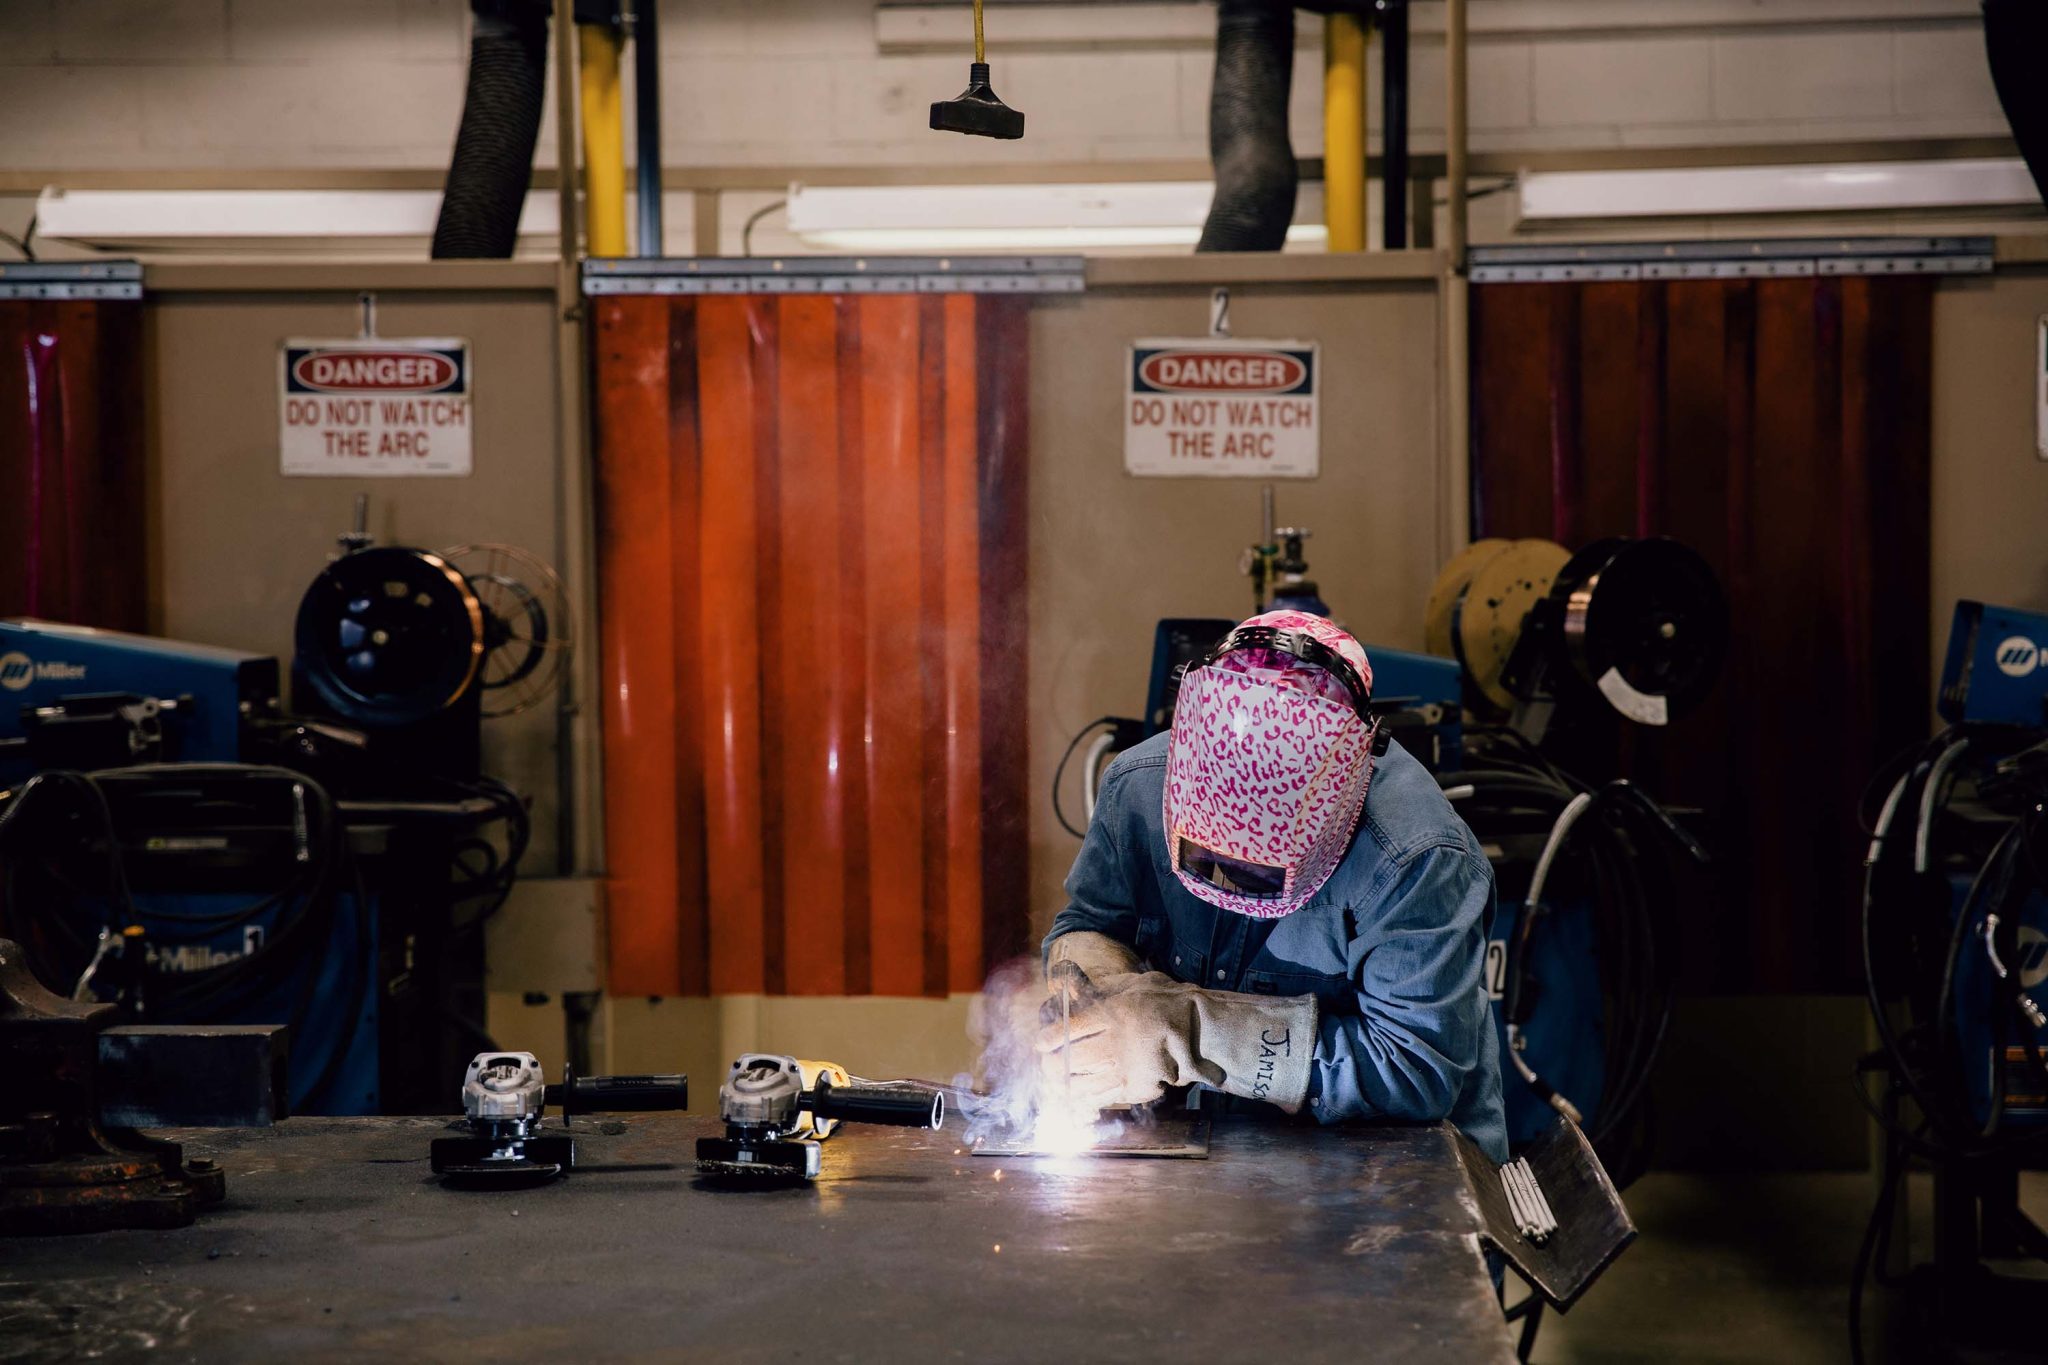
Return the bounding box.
[930,62,1025,140]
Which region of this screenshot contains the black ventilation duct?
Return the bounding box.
[1983,0,2048,209]
[1199,0,1298,252]
[432,0,552,260]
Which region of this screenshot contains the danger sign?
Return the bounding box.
[280,337,472,477]
[1125,338,1318,478]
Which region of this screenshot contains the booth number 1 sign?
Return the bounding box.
[1125,338,1319,478]
[280,337,473,477]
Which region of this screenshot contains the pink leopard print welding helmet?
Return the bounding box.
[1163,610,1380,919]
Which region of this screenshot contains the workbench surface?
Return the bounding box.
[2,1113,1516,1364]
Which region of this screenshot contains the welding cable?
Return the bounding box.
[0,766,377,1111]
[1053,717,1121,839]
[2,766,351,1033]
[1080,731,1119,823]
[1435,764,1685,1173]
[440,772,532,925]
[1503,791,1596,1124]
[1859,754,1952,1130]
[1847,1120,1908,1365]
[295,850,379,1112]
[1915,737,1972,873]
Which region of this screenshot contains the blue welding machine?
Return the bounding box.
[0,619,382,1114]
[0,619,278,781]
[1938,600,2048,729]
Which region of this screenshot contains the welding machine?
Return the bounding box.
[1938,600,2048,729]
[0,619,278,782]
[1856,600,2048,1359]
[0,510,562,1117]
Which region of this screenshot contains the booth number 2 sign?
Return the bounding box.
[280,337,473,477]
[1125,338,1319,478]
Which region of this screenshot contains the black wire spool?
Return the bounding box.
[293,546,486,728]
[1552,537,1728,723]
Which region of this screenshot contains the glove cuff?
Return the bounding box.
[1046,930,1143,984]
[1215,993,1318,1114]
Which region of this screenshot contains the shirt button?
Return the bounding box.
[1215,969,1226,981]
[1173,955,1182,967]
[1311,1097,1321,1108]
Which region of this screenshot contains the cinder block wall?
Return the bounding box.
[0,1,2012,174]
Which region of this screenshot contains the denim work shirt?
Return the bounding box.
[1046,731,1510,1162]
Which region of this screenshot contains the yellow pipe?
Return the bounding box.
[579,22,628,258]
[1322,12,1368,253]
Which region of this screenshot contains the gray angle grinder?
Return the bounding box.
[430,1051,689,1187]
[696,1053,944,1181]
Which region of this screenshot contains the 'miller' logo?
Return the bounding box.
[1996,635,2040,678]
[0,653,29,691]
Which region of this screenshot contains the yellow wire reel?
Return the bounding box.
[1424,538,1571,713]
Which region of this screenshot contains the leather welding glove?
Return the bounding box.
[1045,931,1143,993]
[1036,970,1318,1114]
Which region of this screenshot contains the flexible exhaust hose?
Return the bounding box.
[432,2,551,259]
[1198,0,1298,252]
[1983,0,2048,209]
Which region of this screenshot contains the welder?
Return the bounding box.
[1041,610,1509,1161]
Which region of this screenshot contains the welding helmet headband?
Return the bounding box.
[1163,611,1379,919]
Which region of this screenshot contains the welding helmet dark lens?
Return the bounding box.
[1177,839,1289,899]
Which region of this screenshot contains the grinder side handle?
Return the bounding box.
[804,1078,944,1130]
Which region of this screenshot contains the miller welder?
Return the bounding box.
[0,507,566,1116]
[1853,600,2048,1362]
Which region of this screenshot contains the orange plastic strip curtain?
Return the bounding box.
[592,292,1029,998]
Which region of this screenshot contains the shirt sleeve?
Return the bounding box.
[1042,763,1145,966]
[1307,841,1496,1124]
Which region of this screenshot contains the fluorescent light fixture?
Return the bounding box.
[33,188,561,252]
[1519,158,2039,221]
[786,181,1325,252]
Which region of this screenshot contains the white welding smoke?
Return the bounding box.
[954,957,1127,1155]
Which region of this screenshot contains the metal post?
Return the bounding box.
[633,0,663,256]
[1440,0,1471,563]
[1322,12,1368,252]
[1379,0,1409,250]
[1446,0,1467,270]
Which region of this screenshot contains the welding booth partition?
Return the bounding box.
[0,277,147,631]
[1470,265,1935,995]
[591,286,1030,999]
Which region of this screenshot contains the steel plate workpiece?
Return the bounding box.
[1,1114,1517,1363]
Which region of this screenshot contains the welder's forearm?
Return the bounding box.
[1308,1006,1475,1123]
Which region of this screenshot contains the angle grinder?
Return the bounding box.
[430,1051,689,1188]
[696,1053,944,1182]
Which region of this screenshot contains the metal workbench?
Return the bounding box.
[1,1113,1517,1364]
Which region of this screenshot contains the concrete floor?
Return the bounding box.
[1522,1172,2048,1363]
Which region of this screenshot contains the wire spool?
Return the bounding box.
[438,544,573,718]
[1428,539,1571,712]
[1551,537,1726,726]
[294,546,485,727]
[1423,537,1510,659]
